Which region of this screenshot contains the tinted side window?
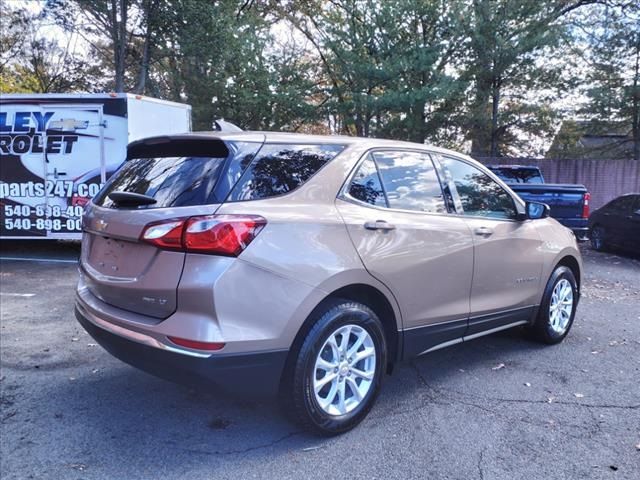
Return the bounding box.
[228,144,344,201]
[348,156,387,207]
[372,151,446,213]
[490,167,543,184]
[442,157,517,219]
[610,196,636,213]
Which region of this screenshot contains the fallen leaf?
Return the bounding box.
[547,396,555,403]
[492,363,505,371]
[302,446,323,452]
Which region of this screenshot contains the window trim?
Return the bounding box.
[338,147,452,217]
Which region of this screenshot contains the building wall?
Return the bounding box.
[476,158,640,210]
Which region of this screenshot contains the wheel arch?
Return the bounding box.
[280,283,401,393]
[555,255,582,291]
[324,284,400,367]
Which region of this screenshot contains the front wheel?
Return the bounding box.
[527,266,578,344]
[284,299,387,435]
[590,225,607,251]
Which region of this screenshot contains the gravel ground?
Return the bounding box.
[1,242,638,480]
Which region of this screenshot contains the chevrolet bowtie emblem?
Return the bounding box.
[95,219,108,231]
[48,118,89,131]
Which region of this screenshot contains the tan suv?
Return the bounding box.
[76,132,582,435]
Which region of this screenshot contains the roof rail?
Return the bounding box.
[212,119,243,132]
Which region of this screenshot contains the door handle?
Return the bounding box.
[474,226,494,237]
[364,220,396,231]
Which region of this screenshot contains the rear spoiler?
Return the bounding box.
[212,119,243,132]
[127,135,229,159]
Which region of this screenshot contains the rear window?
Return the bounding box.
[94,141,260,209]
[490,167,543,184]
[227,144,344,202]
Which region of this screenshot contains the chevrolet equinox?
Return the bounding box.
[76,132,582,435]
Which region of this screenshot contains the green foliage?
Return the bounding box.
[2,0,637,158]
[573,2,640,159]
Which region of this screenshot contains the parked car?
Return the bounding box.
[76,133,583,435]
[487,165,590,240]
[589,193,640,254]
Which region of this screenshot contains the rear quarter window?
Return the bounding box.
[227,144,344,202]
[491,167,543,183]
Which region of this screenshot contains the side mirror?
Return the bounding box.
[526,201,550,220]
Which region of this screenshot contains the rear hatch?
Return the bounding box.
[80,136,264,318]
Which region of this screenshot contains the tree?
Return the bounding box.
[281,0,469,145]
[574,2,640,159]
[1,4,98,93]
[463,0,598,158]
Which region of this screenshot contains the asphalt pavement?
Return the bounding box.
[0,243,638,479]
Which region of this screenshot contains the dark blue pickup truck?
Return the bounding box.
[487,165,590,241]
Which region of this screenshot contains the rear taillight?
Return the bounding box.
[582,192,591,218]
[140,215,266,256]
[141,220,184,249]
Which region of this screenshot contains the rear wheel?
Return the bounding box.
[527,266,578,344]
[283,299,387,436]
[590,225,607,251]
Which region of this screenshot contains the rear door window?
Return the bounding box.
[227,144,344,202]
[94,141,261,209]
[372,150,446,213]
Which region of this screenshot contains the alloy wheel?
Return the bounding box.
[312,324,376,416]
[549,278,574,334]
[591,227,605,250]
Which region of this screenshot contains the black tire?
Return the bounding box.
[282,299,387,436]
[590,224,607,251]
[527,266,578,344]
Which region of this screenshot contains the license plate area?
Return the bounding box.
[87,235,155,278]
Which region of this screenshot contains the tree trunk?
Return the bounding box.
[135,0,153,94]
[632,42,640,160]
[112,0,128,92]
[470,72,492,157]
[490,78,501,158]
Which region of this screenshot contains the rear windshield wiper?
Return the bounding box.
[108,191,157,207]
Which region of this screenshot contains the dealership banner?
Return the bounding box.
[0,98,128,238]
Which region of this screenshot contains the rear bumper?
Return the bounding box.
[570,227,589,241]
[556,218,589,241]
[75,305,288,397]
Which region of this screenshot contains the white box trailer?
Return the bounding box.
[0,93,191,239]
